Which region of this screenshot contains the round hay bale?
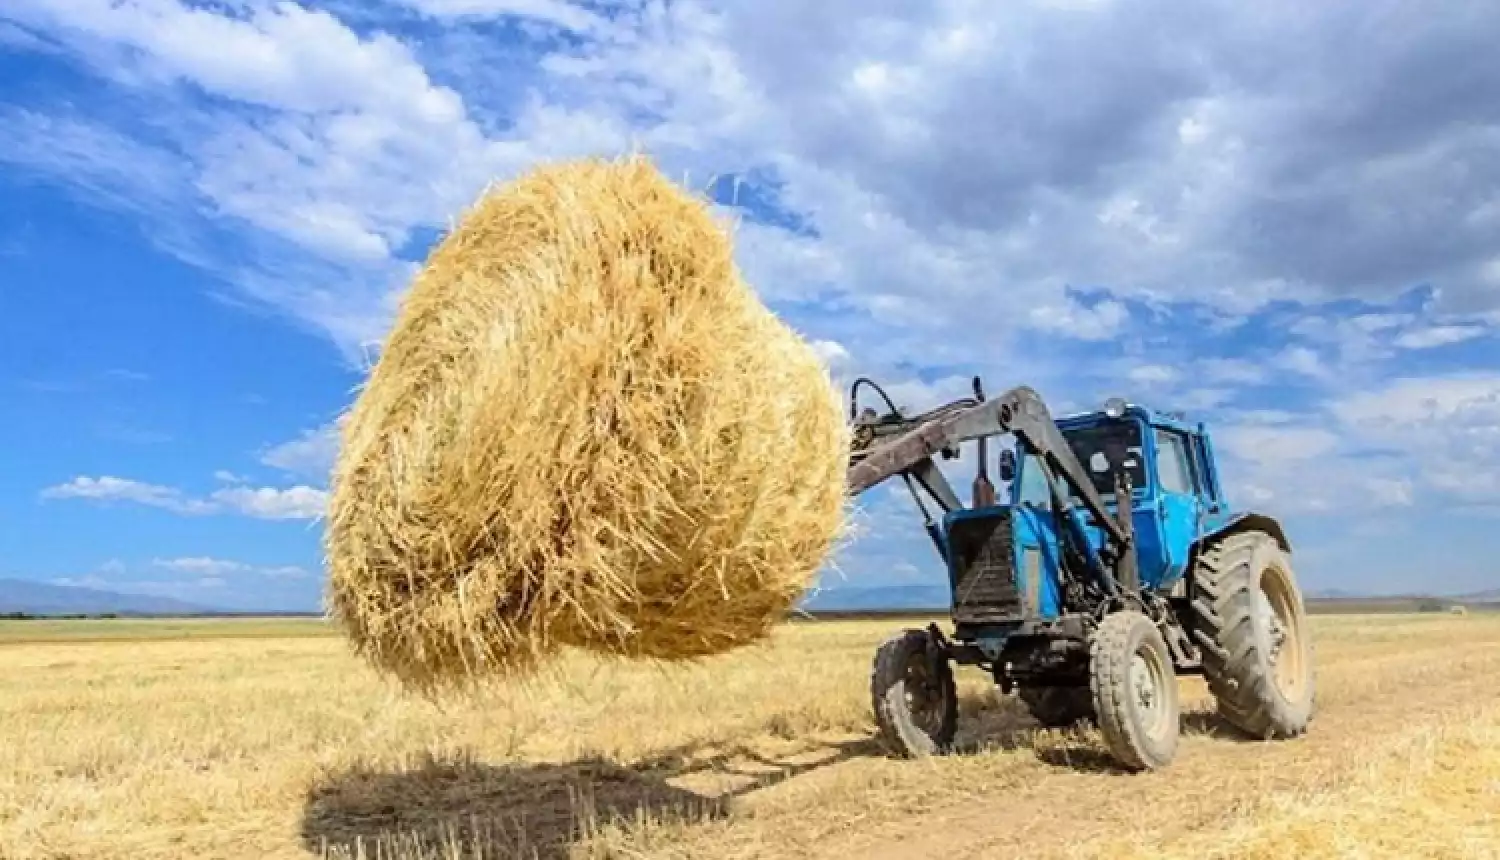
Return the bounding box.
[323,156,851,691]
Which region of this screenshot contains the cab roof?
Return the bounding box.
[1056,401,1203,436]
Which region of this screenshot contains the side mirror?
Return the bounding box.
[998,449,1016,482]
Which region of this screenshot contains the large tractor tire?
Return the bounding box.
[1190,529,1316,739]
[870,628,957,757]
[1089,610,1181,771]
[1018,685,1096,728]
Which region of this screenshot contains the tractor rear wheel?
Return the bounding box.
[1018,685,1096,728]
[1191,529,1316,739]
[870,628,957,757]
[1089,610,1181,771]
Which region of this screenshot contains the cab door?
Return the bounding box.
[1151,428,1202,590]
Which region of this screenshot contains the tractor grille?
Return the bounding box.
[946,513,1024,624]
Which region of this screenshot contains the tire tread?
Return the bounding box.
[1191,531,1314,739]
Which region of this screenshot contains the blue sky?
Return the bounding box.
[3,0,1499,611]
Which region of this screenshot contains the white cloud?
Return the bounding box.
[1216,425,1340,465]
[1199,359,1268,386]
[49,575,109,590]
[1393,325,1487,350]
[152,557,250,575]
[5,0,465,121]
[0,108,192,219]
[1351,314,1411,334]
[40,476,216,515]
[1339,374,1500,430]
[10,0,1500,376]
[1273,346,1330,380]
[1127,364,1178,385]
[1026,297,1129,342]
[1216,373,1500,515]
[209,485,328,520]
[129,577,226,592]
[261,421,341,480]
[1365,478,1415,508]
[40,475,327,520]
[398,0,604,31]
[0,19,54,52]
[151,557,312,579]
[1172,388,1235,411]
[1,0,517,353]
[808,339,851,372]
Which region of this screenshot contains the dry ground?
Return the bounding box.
[2,613,1497,859]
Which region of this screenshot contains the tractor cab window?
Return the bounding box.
[1155,429,1195,495]
[1063,422,1145,499]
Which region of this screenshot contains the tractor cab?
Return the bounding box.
[1002,398,1233,596]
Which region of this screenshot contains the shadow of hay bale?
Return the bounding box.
[300,735,879,860]
[301,750,728,860]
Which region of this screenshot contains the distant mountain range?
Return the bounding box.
[801,583,1500,613]
[799,584,949,612]
[0,577,1493,619]
[1308,587,1500,602]
[0,578,221,616]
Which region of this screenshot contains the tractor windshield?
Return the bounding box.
[1062,420,1145,500]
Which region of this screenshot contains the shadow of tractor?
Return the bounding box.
[946,686,1239,774]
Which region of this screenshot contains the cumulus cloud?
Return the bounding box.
[40,476,216,515]
[152,557,312,579]
[1208,373,1500,516]
[7,0,1498,367]
[261,421,341,481]
[40,475,327,520]
[209,485,328,520]
[1394,325,1488,350]
[1215,425,1340,465]
[152,556,250,575]
[398,0,604,31]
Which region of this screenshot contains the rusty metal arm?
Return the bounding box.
[846,385,1129,549]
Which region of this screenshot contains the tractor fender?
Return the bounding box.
[1182,511,1291,591]
[1198,512,1292,554]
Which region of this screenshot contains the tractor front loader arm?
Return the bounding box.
[846,385,1130,555]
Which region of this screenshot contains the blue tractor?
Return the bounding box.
[846,377,1315,771]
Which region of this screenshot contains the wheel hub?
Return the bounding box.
[1255,565,1309,703]
[1131,654,1159,716]
[904,657,943,728]
[1256,591,1289,668]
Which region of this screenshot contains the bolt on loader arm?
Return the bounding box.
[846,384,1135,595]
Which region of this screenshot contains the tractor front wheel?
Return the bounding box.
[870,629,958,757]
[1090,610,1181,771]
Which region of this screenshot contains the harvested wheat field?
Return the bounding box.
[2,612,1498,860]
